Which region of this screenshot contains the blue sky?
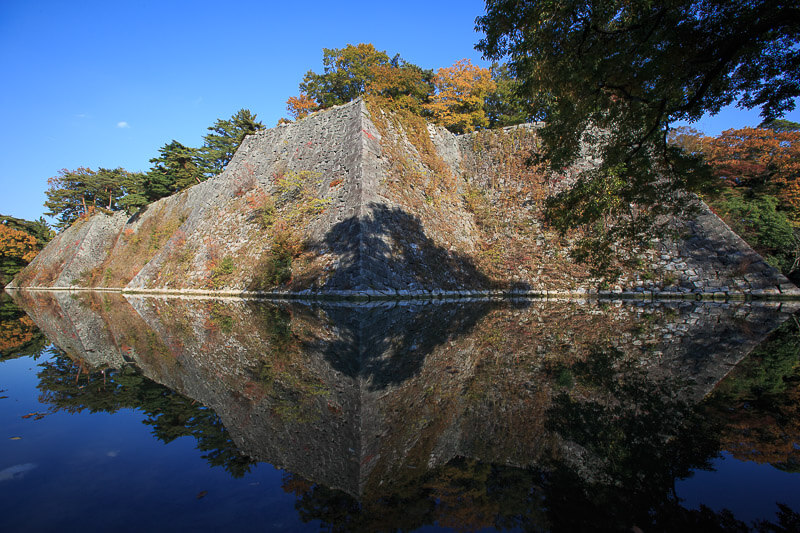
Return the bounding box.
[1,0,798,222]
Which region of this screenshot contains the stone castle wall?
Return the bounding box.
[9,98,799,298]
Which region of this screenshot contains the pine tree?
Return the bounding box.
[198,109,264,178]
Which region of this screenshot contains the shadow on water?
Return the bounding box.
[295,301,499,389]
[5,289,800,531]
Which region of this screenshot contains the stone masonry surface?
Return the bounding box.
[9,98,799,298]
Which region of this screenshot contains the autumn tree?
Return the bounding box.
[477,0,800,273]
[0,224,38,263]
[0,215,53,285]
[0,223,40,285]
[702,127,800,276]
[423,59,496,134]
[287,44,434,119]
[0,215,53,247]
[704,127,800,211]
[299,43,391,108]
[668,126,800,277]
[366,56,434,112]
[667,126,707,156]
[286,93,319,120]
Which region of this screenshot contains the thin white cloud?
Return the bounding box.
[75,113,87,119]
[117,121,130,129]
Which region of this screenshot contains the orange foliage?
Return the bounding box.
[0,315,37,353]
[717,383,800,468]
[286,93,319,120]
[0,224,38,263]
[704,127,800,209]
[424,59,496,134]
[246,188,268,210]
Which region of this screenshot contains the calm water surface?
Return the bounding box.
[1,290,799,532]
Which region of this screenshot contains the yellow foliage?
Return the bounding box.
[0,316,37,353]
[424,59,496,134]
[0,224,38,263]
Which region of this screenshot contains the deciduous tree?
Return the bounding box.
[484,63,533,128]
[477,0,800,273]
[0,224,38,264]
[299,43,391,108]
[760,118,800,133]
[0,215,53,246]
[704,127,800,209]
[424,59,496,134]
[668,126,800,277]
[0,223,40,285]
[286,93,319,120]
[366,57,434,112]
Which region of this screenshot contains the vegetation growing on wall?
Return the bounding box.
[243,170,330,291]
[365,95,457,203]
[81,204,189,287]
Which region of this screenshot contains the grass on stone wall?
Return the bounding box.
[81,203,188,288]
[237,169,334,291]
[365,95,458,205]
[207,256,236,289]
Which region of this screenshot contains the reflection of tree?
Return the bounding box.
[541,343,800,531]
[12,288,800,530]
[36,352,256,477]
[0,293,47,360]
[279,341,797,532]
[704,315,800,472]
[543,344,724,531]
[284,459,549,532]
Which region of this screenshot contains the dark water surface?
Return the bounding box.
[1,290,799,532]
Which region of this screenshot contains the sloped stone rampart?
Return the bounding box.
[10,98,799,298]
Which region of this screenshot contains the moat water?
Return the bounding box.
[1,290,799,532]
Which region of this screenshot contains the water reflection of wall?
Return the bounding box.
[10,290,795,498]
